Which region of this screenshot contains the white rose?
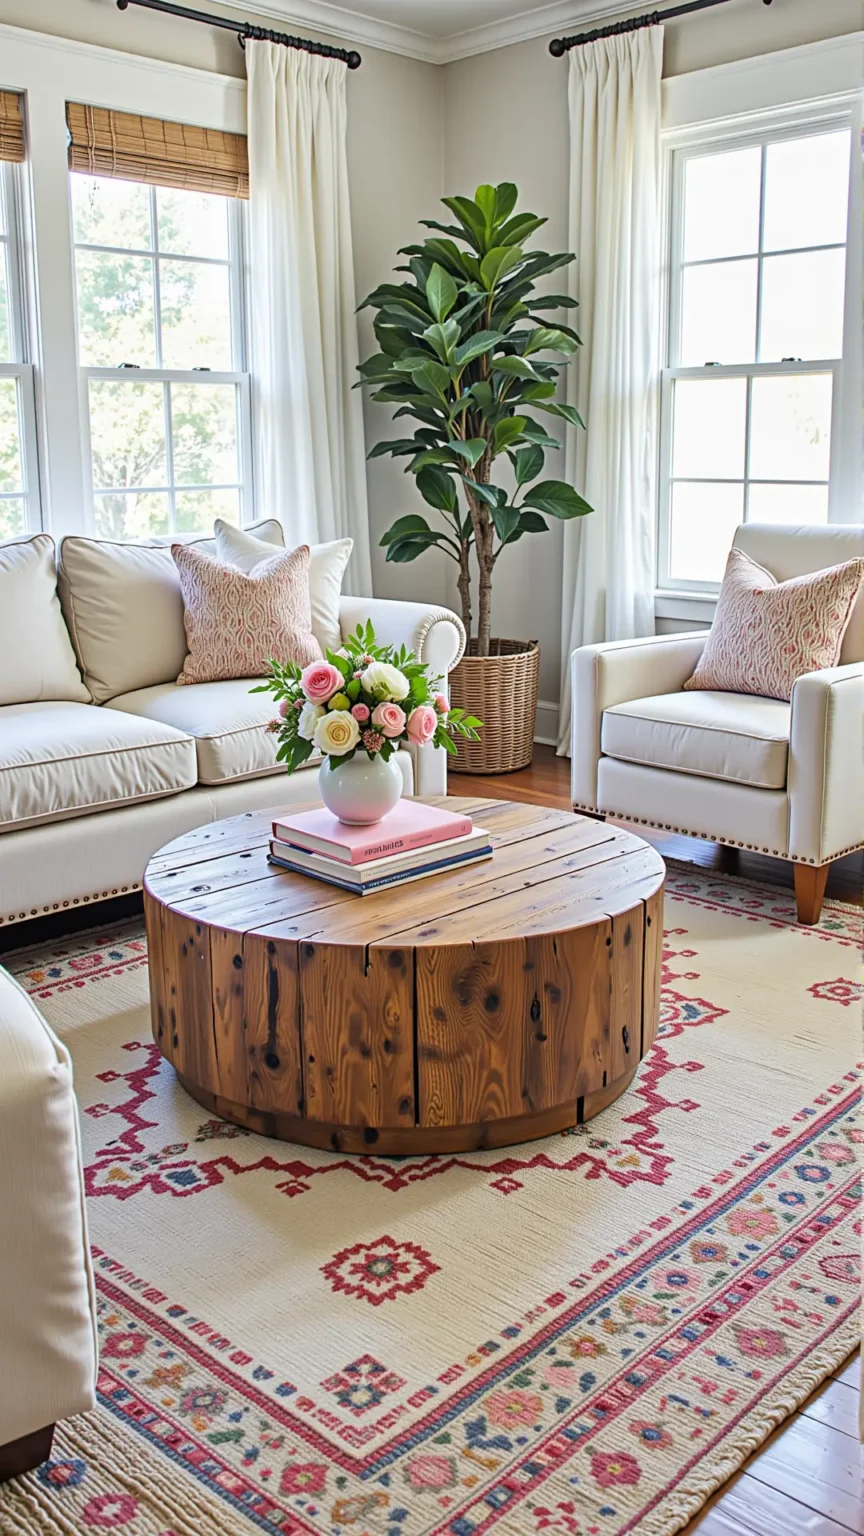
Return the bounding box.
[297,702,325,741]
[313,709,361,756]
[360,661,410,701]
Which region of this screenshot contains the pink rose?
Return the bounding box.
[406,704,437,744]
[372,702,406,738]
[300,661,343,703]
[351,702,371,723]
[278,698,291,718]
[433,693,449,714]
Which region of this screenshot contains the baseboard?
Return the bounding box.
[534,698,559,747]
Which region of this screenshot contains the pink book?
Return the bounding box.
[272,801,474,866]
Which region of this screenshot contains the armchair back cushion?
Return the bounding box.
[684,545,864,700]
[0,535,90,707]
[58,521,283,703]
[734,523,864,664]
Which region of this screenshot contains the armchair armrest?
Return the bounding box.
[339,596,466,798]
[339,595,466,678]
[570,632,707,808]
[789,663,864,864]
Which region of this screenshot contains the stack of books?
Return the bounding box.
[268,801,492,894]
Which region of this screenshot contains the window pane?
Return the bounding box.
[0,377,22,492]
[94,490,170,540]
[0,497,24,539]
[670,481,744,584]
[76,250,157,367]
[749,373,833,483]
[683,146,761,261]
[176,488,240,533]
[759,248,845,362]
[156,187,229,260]
[171,382,238,484]
[71,175,151,251]
[89,379,167,490]
[764,131,850,252]
[0,248,11,362]
[672,377,747,480]
[747,482,829,524]
[679,259,757,365]
[159,259,232,370]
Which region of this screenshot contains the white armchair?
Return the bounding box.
[570,524,864,925]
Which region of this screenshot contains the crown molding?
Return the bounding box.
[437,0,638,63]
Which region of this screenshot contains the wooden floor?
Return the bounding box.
[454,745,863,1535]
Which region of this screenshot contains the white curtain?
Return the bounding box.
[246,41,372,595]
[556,27,663,754]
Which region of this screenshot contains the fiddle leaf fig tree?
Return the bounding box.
[358,182,592,657]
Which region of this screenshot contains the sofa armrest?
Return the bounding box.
[570,632,708,809]
[789,663,864,864]
[0,968,98,1445]
[339,595,466,680]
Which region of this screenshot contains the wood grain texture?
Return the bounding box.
[144,797,665,1153]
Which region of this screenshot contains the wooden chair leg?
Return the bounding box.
[793,862,830,926]
[0,1424,54,1484]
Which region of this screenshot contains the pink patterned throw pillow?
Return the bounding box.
[172,542,322,685]
[684,547,864,702]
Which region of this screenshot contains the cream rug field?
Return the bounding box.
[0,864,860,1536]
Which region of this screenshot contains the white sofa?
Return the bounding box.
[570,523,864,925]
[0,523,465,929]
[0,964,97,1478]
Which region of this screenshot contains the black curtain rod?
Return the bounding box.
[116,0,362,67]
[550,0,772,56]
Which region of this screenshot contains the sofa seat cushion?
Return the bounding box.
[0,702,197,833]
[106,679,315,786]
[601,690,791,790]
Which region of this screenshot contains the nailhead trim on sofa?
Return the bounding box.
[0,883,142,926]
[571,803,864,865]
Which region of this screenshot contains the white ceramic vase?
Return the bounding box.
[318,751,403,825]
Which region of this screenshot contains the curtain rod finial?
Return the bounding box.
[549,37,566,56]
[116,0,129,9]
[347,49,361,68]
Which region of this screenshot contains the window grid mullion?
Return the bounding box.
[150,186,164,372]
[754,143,768,365]
[163,380,177,533]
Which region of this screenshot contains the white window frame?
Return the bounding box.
[73,178,254,535]
[656,92,861,607]
[0,158,41,532]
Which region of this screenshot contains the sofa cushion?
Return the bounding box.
[173,542,321,685]
[57,520,283,704]
[0,702,197,832]
[214,520,352,654]
[106,679,317,785]
[0,536,90,706]
[601,690,791,790]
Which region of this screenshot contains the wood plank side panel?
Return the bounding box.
[143,888,168,1055]
[416,940,527,1127]
[521,923,613,1111]
[609,905,644,1085]
[642,885,664,1055]
[209,925,249,1104]
[159,905,214,1091]
[243,932,303,1118]
[299,941,415,1135]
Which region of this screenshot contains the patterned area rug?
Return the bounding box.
[0,865,860,1536]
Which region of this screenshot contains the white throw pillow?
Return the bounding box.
[214,519,352,655]
[0,535,90,706]
[58,520,284,704]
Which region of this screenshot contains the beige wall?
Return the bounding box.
[0,0,447,604]
[442,0,863,707]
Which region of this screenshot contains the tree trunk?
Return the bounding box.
[456,544,472,639]
[466,457,495,659]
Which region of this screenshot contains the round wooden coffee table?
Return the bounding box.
[143,797,664,1154]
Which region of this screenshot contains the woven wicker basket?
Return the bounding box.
[448,639,540,775]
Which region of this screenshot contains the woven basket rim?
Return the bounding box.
[460,638,540,660]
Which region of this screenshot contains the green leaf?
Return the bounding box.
[440,195,487,251]
[449,438,486,467]
[386,535,440,563]
[426,263,458,323]
[517,508,548,533]
[524,327,579,355]
[522,480,593,519]
[518,420,562,450]
[494,182,519,225]
[474,183,497,227]
[535,400,587,428]
[367,437,424,460]
[524,293,579,311]
[491,504,520,543]
[512,444,544,485]
[462,477,501,508]
[492,355,538,380]
[453,330,504,367]
[480,246,524,291]
[492,415,527,453]
[416,464,458,513]
[423,319,460,361]
[496,212,547,246]
[467,381,495,416]
[411,360,452,400]
[380,513,434,545]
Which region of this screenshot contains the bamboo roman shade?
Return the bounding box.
[0,93,24,164]
[66,103,249,199]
